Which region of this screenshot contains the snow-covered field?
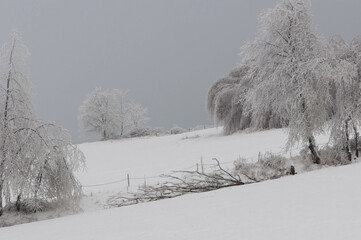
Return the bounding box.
[1,158,361,239]
[1,127,358,240]
[77,127,328,195]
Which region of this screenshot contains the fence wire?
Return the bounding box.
[82,141,328,188]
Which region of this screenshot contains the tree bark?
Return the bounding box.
[353,123,359,158]
[0,182,3,216]
[345,120,352,162]
[102,129,107,140]
[16,194,21,212]
[308,137,321,164]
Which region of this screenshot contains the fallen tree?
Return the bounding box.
[107,159,258,208]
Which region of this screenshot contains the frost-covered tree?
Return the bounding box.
[0,31,84,216]
[207,65,253,134]
[242,0,337,164]
[327,35,361,160]
[127,101,149,128]
[79,88,126,140]
[79,88,148,139]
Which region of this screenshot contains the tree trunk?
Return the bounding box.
[102,129,106,140]
[308,137,321,164]
[345,120,352,162]
[0,181,3,216]
[16,194,21,212]
[353,123,359,158]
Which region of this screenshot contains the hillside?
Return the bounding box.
[1,160,360,240]
[76,127,328,195]
[1,127,356,240]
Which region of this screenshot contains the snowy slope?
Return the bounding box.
[76,127,328,193]
[1,162,360,240]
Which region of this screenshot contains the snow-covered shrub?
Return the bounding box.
[349,137,361,154]
[127,127,164,138]
[16,198,51,214]
[190,125,210,131]
[318,146,351,166]
[169,126,186,135]
[234,153,291,181]
[182,135,200,140]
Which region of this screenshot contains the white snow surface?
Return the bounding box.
[1,161,361,239]
[76,127,328,193]
[1,127,358,239]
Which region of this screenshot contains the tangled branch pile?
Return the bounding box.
[107,159,248,208]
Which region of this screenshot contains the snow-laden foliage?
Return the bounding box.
[126,127,163,138]
[207,0,361,164]
[0,31,85,216]
[127,101,149,129]
[234,153,292,181]
[79,88,127,140]
[169,125,186,135]
[207,65,255,135]
[326,35,361,161]
[242,0,340,164]
[79,88,149,140]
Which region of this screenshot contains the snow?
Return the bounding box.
[1,161,360,239]
[77,127,328,194]
[1,127,356,239]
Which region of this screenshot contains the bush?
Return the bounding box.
[349,137,361,154]
[234,153,292,181]
[319,146,351,166]
[169,126,186,135]
[126,127,163,138]
[4,198,52,214]
[191,125,210,131]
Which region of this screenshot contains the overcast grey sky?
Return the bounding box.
[0,0,360,142]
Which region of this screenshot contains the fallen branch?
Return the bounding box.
[107,159,253,208]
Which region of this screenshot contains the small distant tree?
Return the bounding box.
[79,88,149,139]
[127,101,149,129]
[79,88,127,140]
